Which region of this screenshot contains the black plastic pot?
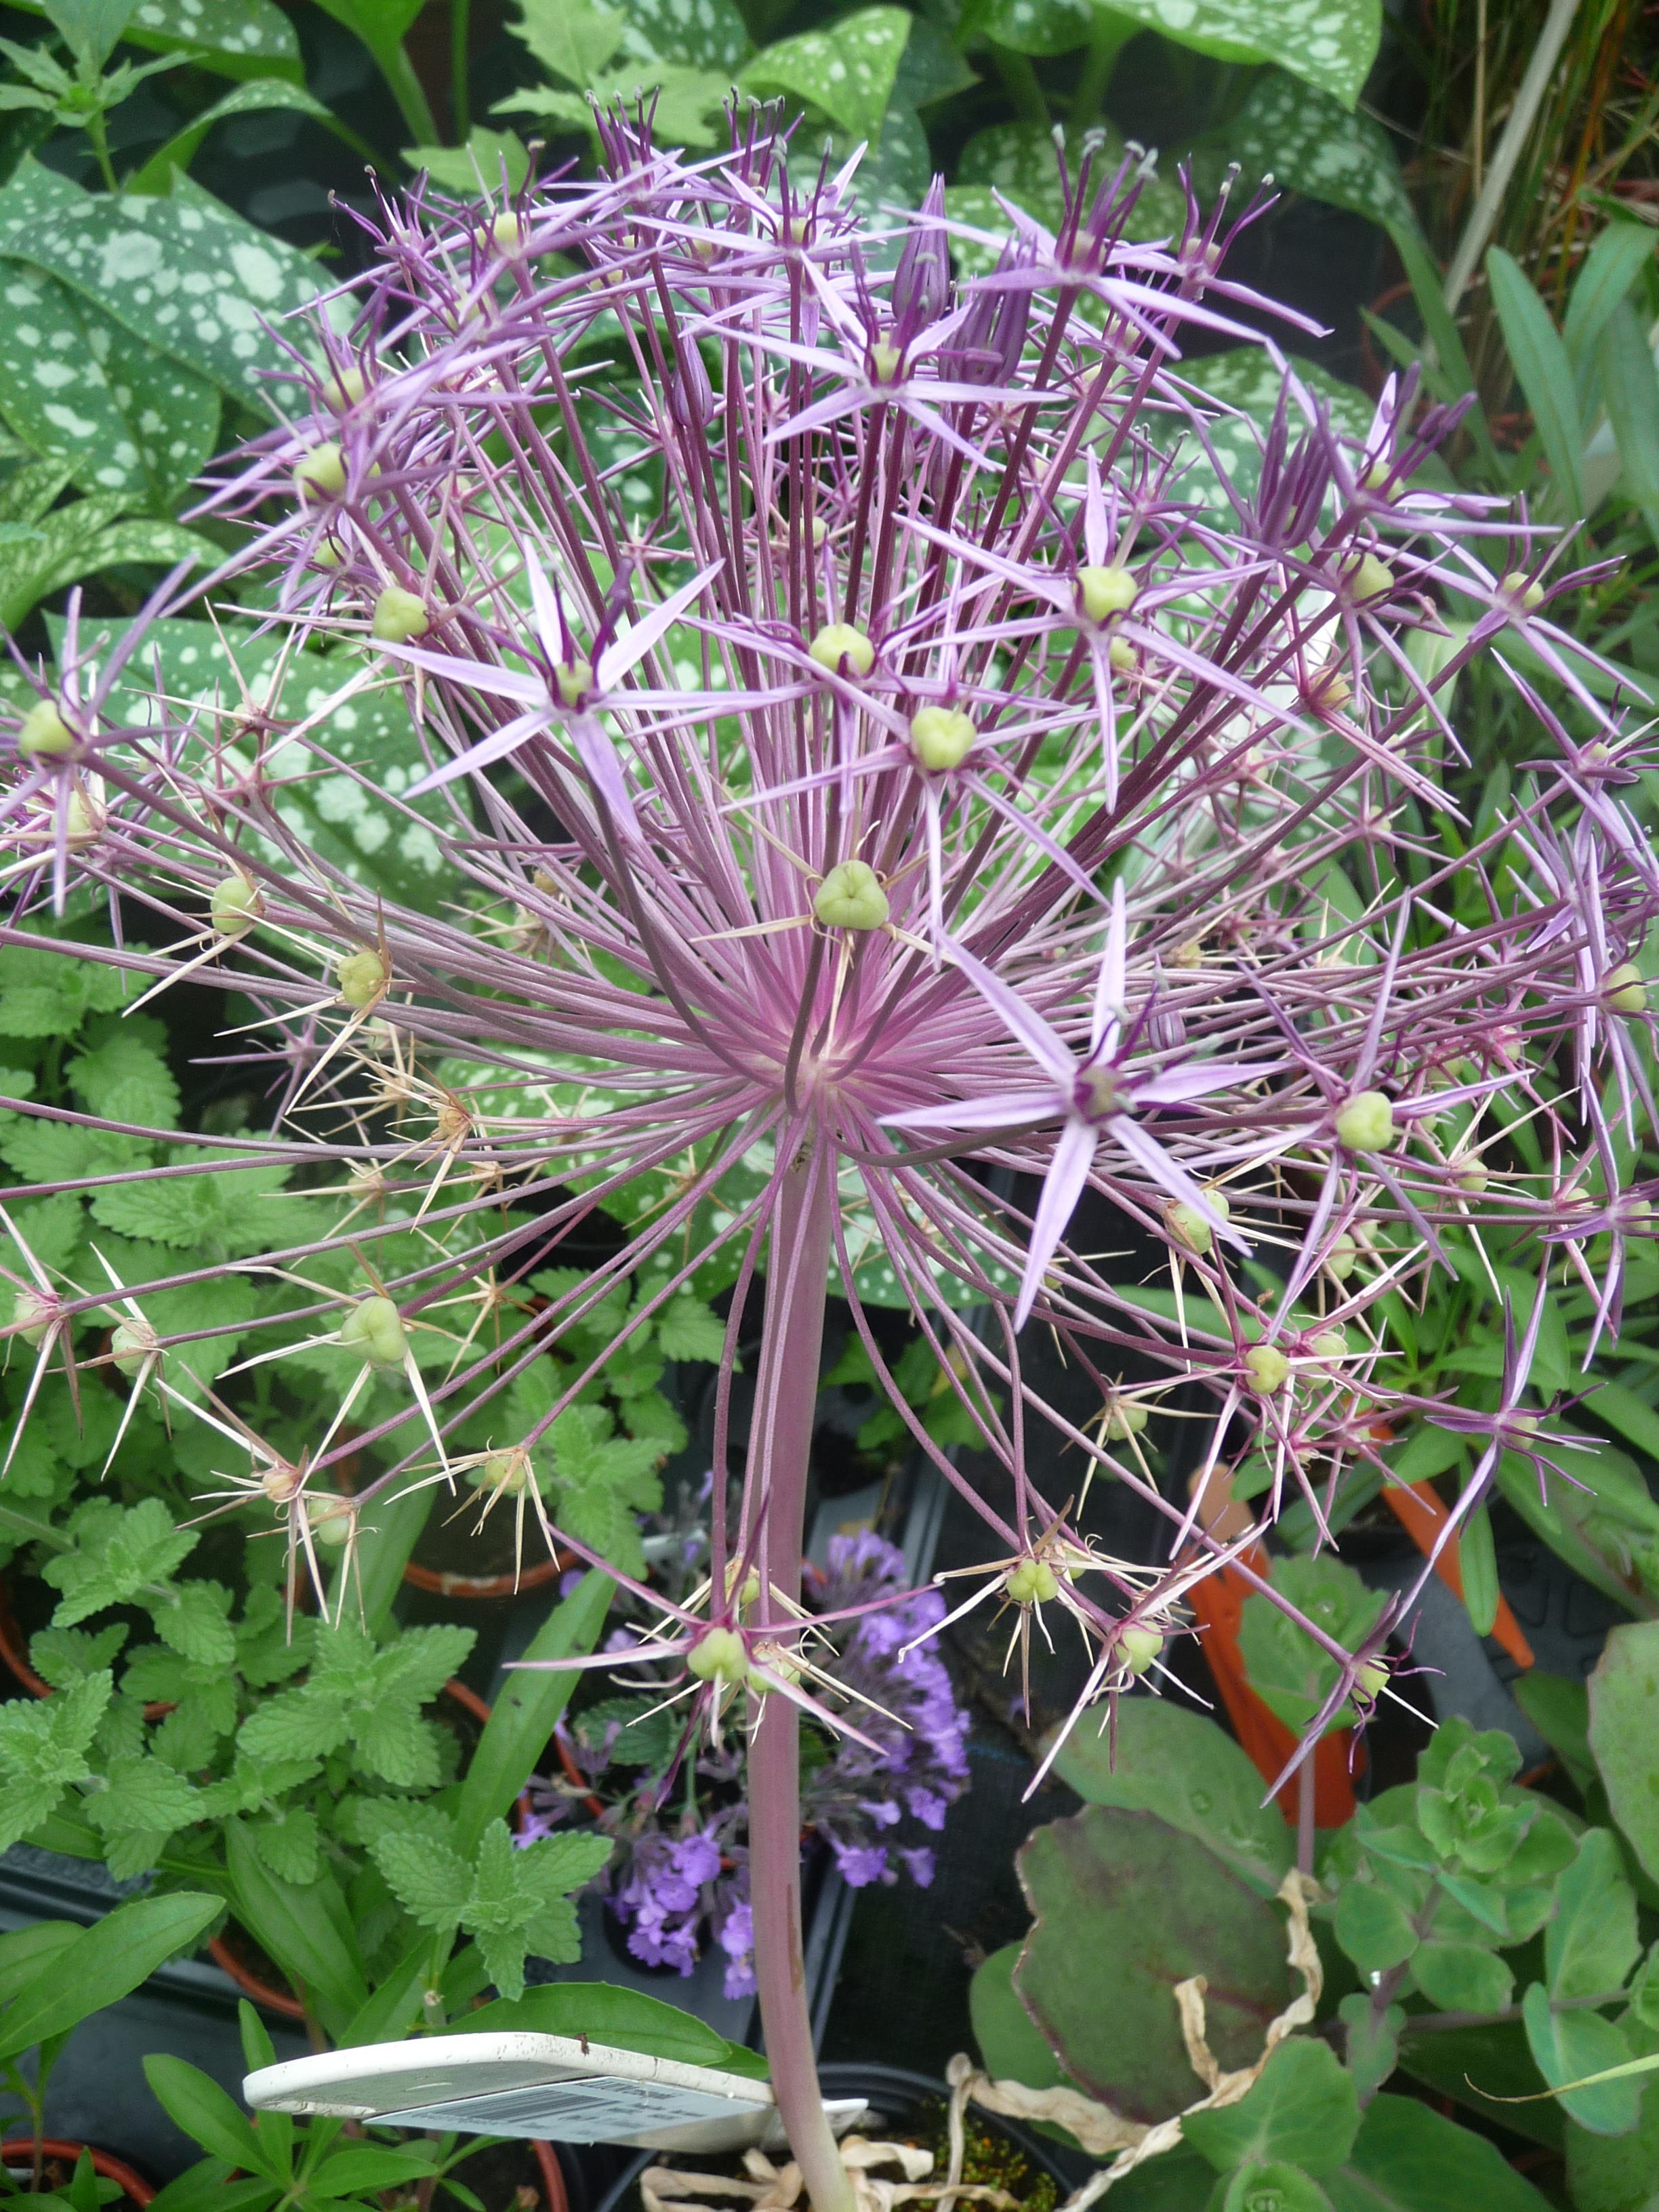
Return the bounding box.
[589,2062,1084,2212]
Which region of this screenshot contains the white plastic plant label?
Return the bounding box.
[243,2032,861,2154]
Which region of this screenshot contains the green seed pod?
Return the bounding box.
[1604,962,1647,1017]
[1166,1187,1230,1256]
[17,698,75,758]
[293,441,348,501]
[909,707,977,772]
[808,623,876,678]
[323,364,367,410]
[12,1286,56,1347]
[1245,1342,1290,1394]
[1102,1399,1149,1440]
[1324,1231,1359,1280]
[747,1638,801,1692]
[1355,1659,1389,1701]
[1107,636,1137,675]
[552,657,594,708]
[111,1316,158,1379]
[815,859,888,930]
[1119,1625,1163,1675]
[211,873,262,937]
[1335,1089,1394,1153]
[1500,571,1544,611]
[472,1448,533,1494]
[371,586,431,644]
[1077,565,1138,622]
[306,1493,355,1545]
[338,1293,407,1370]
[1310,1328,1348,1362]
[1345,551,1393,601]
[337,947,390,1008]
[1004,1558,1059,1605]
[1453,1155,1490,1194]
[868,338,902,384]
[487,211,528,257]
[687,1626,749,1683]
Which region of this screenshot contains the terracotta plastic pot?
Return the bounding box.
[1,2136,154,2205]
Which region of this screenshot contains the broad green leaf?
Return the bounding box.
[1565,2016,1659,2212]
[739,6,911,143]
[510,0,626,85]
[144,2055,279,2179]
[1589,1622,1659,1881]
[969,1941,1070,2096]
[1458,1500,1499,1637]
[308,2148,438,2195]
[66,1019,179,1126]
[1513,1672,1594,1797]
[455,1567,613,1851]
[0,1919,81,2005]
[1051,1697,1292,1896]
[1185,2038,1359,2177]
[1219,2166,1331,2212]
[1487,245,1585,521]
[0,488,212,630]
[460,1982,762,2074]
[45,0,139,66]
[1587,1380,1659,1464]
[128,78,339,194]
[405,126,532,198]
[0,1890,219,2061]
[309,0,423,64]
[1325,2093,1555,2210]
[1599,299,1659,536]
[1336,1994,1403,2105]
[1094,0,1380,108]
[1410,1941,1513,2015]
[1394,2016,1561,2152]
[1223,68,1410,230]
[892,16,975,105]
[1238,1553,1386,1736]
[1563,220,1657,379]
[1014,1807,1293,2123]
[0,159,335,412]
[1333,1879,1417,1973]
[9,0,301,79]
[1548,1831,1639,2003]
[1521,1981,1640,2136]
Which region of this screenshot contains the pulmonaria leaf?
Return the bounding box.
[1095,0,1380,108]
[738,6,911,144]
[974,0,1092,56]
[12,0,308,81]
[0,265,220,508]
[611,0,747,69]
[1221,68,1411,231]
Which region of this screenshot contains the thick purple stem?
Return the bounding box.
[743,1151,851,2212]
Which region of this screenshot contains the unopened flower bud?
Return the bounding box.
[687,1626,748,1683]
[1245,1342,1289,1394]
[18,699,75,758]
[1335,1089,1395,1152]
[1501,571,1544,611]
[293,441,347,501]
[909,707,976,772]
[1604,962,1647,1016]
[337,947,389,1007]
[372,586,430,643]
[338,1293,407,1370]
[1078,565,1138,623]
[1166,1187,1229,1256]
[552,657,594,707]
[1005,1558,1059,1605]
[815,859,888,930]
[891,180,949,329]
[668,346,715,431]
[111,1315,158,1378]
[12,1286,56,1346]
[1120,1625,1162,1675]
[1345,551,1393,601]
[808,623,875,678]
[211,873,262,937]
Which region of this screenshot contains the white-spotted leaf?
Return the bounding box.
[7,0,305,79]
[0,502,213,630]
[1103,0,1380,108]
[0,159,335,413]
[1224,67,1410,230]
[947,120,1183,272]
[613,0,747,71]
[739,5,911,144]
[0,264,218,506]
[977,0,1092,55]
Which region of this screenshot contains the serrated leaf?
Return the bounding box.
[405,126,531,198]
[66,1018,180,1127]
[739,5,910,142]
[249,1808,319,1885]
[0,264,219,506]
[0,1669,110,1847]
[152,1580,236,1667]
[0,159,335,413]
[87,1145,291,1256]
[239,1686,351,1766]
[45,1498,197,1624]
[85,1750,199,1839]
[352,1699,439,1787]
[371,1826,472,1928]
[653,1294,727,1362]
[1223,67,1410,230]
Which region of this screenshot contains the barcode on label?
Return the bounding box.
[381,2076,758,2142]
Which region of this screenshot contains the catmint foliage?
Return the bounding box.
[1,107,1655,1773]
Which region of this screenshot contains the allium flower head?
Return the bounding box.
[1,109,1654,1795]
